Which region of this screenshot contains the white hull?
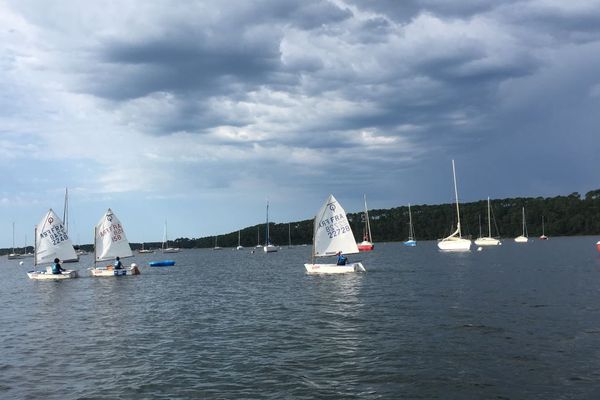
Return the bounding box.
[138,249,154,254]
[474,237,501,246]
[90,265,140,277]
[438,237,472,252]
[162,248,180,253]
[27,269,78,280]
[264,245,278,253]
[514,236,529,243]
[236,246,244,250]
[304,262,366,274]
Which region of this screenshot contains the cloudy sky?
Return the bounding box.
[1,0,599,247]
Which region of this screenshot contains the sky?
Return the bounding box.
[1,0,599,247]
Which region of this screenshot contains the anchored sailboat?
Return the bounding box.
[304,194,366,274]
[90,209,140,277]
[236,230,244,250]
[27,209,79,280]
[357,194,375,251]
[264,201,278,253]
[474,197,501,246]
[437,160,472,252]
[539,216,548,240]
[514,207,529,243]
[162,220,180,253]
[403,204,417,246]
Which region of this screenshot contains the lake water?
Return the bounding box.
[2,237,600,399]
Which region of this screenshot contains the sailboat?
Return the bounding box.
[213,235,222,250]
[357,194,375,251]
[236,230,244,250]
[437,160,472,252]
[7,222,22,260]
[514,207,529,243]
[539,216,548,240]
[138,242,154,253]
[255,227,262,248]
[263,201,278,253]
[90,209,140,276]
[162,220,180,253]
[288,223,292,248]
[403,204,417,246]
[475,197,501,246]
[27,209,79,280]
[304,194,366,274]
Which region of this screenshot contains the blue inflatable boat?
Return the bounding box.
[148,260,175,267]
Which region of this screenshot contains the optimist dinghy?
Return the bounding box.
[90,209,140,277]
[27,209,79,280]
[304,194,366,274]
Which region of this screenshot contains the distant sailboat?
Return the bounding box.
[162,220,181,253]
[474,197,501,246]
[539,216,548,240]
[304,194,366,274]
[357,194,375,251]
[403,204,417,246]
[437,160,472,252]
[288,223,292,248]
[7,222,22,260]
[138,242,154,253]
[90,209,140,276]
[514,207,529,243]
[213,235,222,250]
[263,201,278,253]
[236,230,244,250]
[255,226,262,248]
[27,209,79,280]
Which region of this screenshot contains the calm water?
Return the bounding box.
[2,237,600,399]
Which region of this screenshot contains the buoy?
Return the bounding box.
[477,247,483,252]
[19,261,24,265]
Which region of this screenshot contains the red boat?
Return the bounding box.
[357,195,375,252]
[597,241,600,253]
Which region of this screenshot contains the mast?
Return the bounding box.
[288,223,291,247]
[163,220,167,250]
[34,226,37,267]
[408,203,414,240]
[93,226,97,268]
[522,207,525,236]
[63,188,69,235]
[542,216,545,235]
[265,201,269,246]
[478,214,482,239]
[487,197,492,238]
[12,222,15,254]
[363,194,372,242]
[256,226,260,246]
[238,230,241,247]
[452,159,462,237]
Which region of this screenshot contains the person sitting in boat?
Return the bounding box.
[336,251,347,266]
[114,256,123,270]
[51,258,65,274]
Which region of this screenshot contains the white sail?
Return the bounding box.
[95,208,133,261]
[35,209,77,265]
[313,194,359,257]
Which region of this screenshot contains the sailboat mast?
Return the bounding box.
[93,226,97,268]
[12,222,15,253]
[288,223,291,247]
[63,188,69,235]
[265,201,269,246]
[487,197,492,238]
[522,207,525,236]
[364,194,372,242]
[408,203,414,240]
[452,160,462,237]
[34,226,37,267]
[542,216,545,235]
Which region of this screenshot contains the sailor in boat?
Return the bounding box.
[52,258,66,275]
[336,251,348,266]
[114,256,123,270]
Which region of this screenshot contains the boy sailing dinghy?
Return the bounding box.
[304,194,366,274]
[27,209,79,280]
[90,209,140,277]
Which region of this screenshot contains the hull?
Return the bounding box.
[138,249,154,254]
[149,260,175,267]
[27,269,78,280]
[91,265,140,277]
[597,241,600,253]
[438,238,472,252]
[357,241,374,251]
[8,253,23,260]
[236,246,244,250]
[539,235,548,240]
[474,237,501,246]
[514,236,529,243]
[304,262,366,274]
[264,245,278,253]
[403,240,417,247]
[162,248,180,253]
